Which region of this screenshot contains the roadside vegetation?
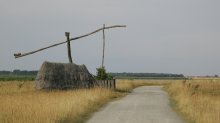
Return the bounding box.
[116,79,170,92]
[165,79,220,123]
[0,79,168,123]
[1,78,219,123]
[0,81,118,123]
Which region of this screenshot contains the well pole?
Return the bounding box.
[65,32,73,63]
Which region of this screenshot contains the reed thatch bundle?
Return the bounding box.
[35,61,95,89]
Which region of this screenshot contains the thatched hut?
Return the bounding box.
[35,61,95,89]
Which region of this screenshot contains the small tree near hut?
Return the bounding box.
[96,67,113,80]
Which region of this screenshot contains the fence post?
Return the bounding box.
[105,80,107,88]
[108,80,110,89]
[109,80,112,89]
[113,79,116,89]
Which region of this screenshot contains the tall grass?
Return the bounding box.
[0,81,120,123]
[165,79,220,123]
[116,79,171,91]
[0,80,168,123]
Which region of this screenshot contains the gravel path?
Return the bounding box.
[87,86,186,123]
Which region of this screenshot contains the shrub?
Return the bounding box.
[95,67,113,80]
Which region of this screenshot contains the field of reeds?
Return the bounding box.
[0,79,168,123]
[165,79,220,123]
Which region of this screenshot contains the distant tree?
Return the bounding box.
[214,74,219,78]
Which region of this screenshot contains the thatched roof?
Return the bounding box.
[35,61,95,89]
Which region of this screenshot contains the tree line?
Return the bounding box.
[109,72,185,78]
[0,70,38,76]
[0,70,184,77]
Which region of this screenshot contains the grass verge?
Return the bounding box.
[164,79,220,123]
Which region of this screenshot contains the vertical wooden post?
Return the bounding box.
[65,32,73,63]
[113,79,116,90]
[102,24,105,68]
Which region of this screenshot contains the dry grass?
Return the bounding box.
[0,79,168,123]
[116,79,171,92]
[165,79,220,123]
[0,81,120,123]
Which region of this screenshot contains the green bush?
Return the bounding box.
[95,67,113,80]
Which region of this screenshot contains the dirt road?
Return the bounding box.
[87,86,186,123]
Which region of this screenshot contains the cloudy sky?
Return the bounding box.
[0,0,220,76]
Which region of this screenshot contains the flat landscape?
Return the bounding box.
[1,1,220,123]
[0,79,219,123]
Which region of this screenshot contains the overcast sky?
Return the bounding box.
[0,0,220,76]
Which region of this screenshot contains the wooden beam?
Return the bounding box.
[14,25,126,58]
[102,24,105,68]
[65,32,73,63]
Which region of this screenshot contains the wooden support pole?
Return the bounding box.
[65,32,73,63]
[102,24,105,68]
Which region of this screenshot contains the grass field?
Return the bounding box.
[116,79,170,91]
[0,79,168,123]
[165,79,220,123]
[0,75,35,81]
[1,79,219,123]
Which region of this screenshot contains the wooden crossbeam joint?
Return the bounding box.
[65,32,73,63]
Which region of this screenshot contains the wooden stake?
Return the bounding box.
[102,24,105,68]
[65,32,73,63]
